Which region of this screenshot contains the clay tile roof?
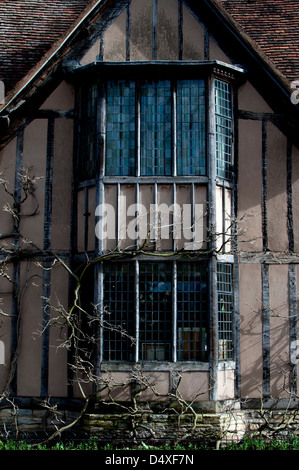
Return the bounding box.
[0,0,94,93]
[0,0,298,97]
[217,0,299,84]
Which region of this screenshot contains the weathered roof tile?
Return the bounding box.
[0,0,298,96]
[218,0,299,83]
[0,0,93,93]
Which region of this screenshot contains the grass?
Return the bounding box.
[223,435,299,450]
[1,436,299,450]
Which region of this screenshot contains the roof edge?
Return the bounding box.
[0,0,103,115]
[0,0,298,126]
[205,0,293,93]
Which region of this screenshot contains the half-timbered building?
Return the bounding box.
[0,0,299,442]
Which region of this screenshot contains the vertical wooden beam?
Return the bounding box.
[10,260,20,396]
[135,260,139,363]
[10,130,24,395]
[152,0,157,60]
[41,117,55,397]
[126,4,131,61]
[204,26,210,60]
[233,254,240,397]
[99,35,104,61]
[172,260,177,362]
[262,263,270,398]
[178,0,183,60]
[96,81,106,256]
[287,139,294,253]
[262,119,268,252]
[207,76,218,401]
[83,186,90,252]
[41,263,51,397]
[68,87,81,398]
[70,89,80,258]
[94,80,106,382]
[289,264,297,397]
[232,86,241,398]
[43,118,54,251]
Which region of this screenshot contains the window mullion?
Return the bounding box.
[135,259,139,363]
[136,182,140,250]
[172,80,177,177]
[207,75,219,399]
[96,81,106,256]
[136,80,141,178]
[99,81,106,179]
[191,182,195,246]
[154,182,158,251]
[172,260,177,362]
[173,182,177,251]
[96,261,104,367]
[116,182,121,251]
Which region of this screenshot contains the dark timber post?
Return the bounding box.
[41,117,54,397]
[94,80,106,383]
[10,130,24,395]
[207,75,218,401]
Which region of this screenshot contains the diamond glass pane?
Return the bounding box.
[139,263,172,361]
[217,262,233,360]
[177,263,208,361]
[103,263,135,361]
[106,80,136,176]
[140,81,172,176]
[215,80,233,180]
[177,80,206,176]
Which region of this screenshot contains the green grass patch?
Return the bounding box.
[1,436,299,450]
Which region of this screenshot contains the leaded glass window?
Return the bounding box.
[215,79,233,180]
[106,80,136,176]
[103,263,135,361]
[177,262,208,361]
[78,79,213,180]
[140,80,172,176]
[139,262,172,361]
[217,262,234,360]
[78,78,234,181]
[79,83,97,180]
[101,261,210,362]
[177,80,206,176]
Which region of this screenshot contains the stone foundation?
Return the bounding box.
[83,410,247,446]
[0,407,81,441]
[0,403,299,446]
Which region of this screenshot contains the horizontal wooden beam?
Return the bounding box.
[239,251,299,264]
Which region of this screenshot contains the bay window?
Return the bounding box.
[101,260,233,363]
[103,261,209,362]
[75,63,236,366]
[78,76,217,181]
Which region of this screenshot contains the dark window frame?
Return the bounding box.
[72,62,240,366]
[102,260,210,363]
[75,61,239,184]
